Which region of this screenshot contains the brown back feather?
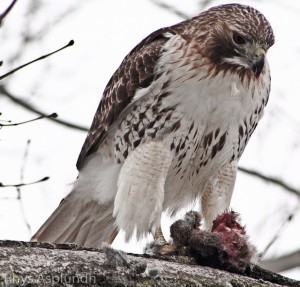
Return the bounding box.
[76,28,175,169]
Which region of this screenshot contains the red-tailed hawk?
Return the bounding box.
[32,4,274,248]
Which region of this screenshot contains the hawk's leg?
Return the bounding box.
[148,226,176,255]
[113,141,172,241]
[201,161,238,230]
[152,226,167,244]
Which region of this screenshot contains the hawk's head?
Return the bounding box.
[186,4,275,78]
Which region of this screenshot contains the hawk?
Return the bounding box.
[32,4,274,248]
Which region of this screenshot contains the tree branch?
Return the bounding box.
[150,0,219,20]
[16,139,33,235]
[0,40,74,80]
[198,0,216,10]
[150,0,190,19]
[0,85,88,131]
[0,113,57,127]
[261,250,300,274]
[0,240,298,287]
[238,166,300,197]
[0,176,49,188]
[0,0,18,26]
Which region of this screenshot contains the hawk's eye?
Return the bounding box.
[233,33,246,45]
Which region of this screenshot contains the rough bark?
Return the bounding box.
[0,240,299,287]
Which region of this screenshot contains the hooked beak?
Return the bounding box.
[249,47,265,76]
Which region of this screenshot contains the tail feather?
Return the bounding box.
[78,205,117,247]
[55,215,88,243]
[73,221,93,246]
[31,191,118,248]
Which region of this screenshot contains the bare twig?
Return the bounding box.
[16,139,32,234]
[0,85,88,131]
[150,0,189,19]
[0,114,11,123]
[198,0,216,10]
[260,207,298,258]
[4,1,83,65]
[150,0,217,20]
[0,176,49,188]
[0,0,18,26]
[238,166,300,197]
[18,140,31,195]
[0,113,57,127]
[0,40,74,80]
